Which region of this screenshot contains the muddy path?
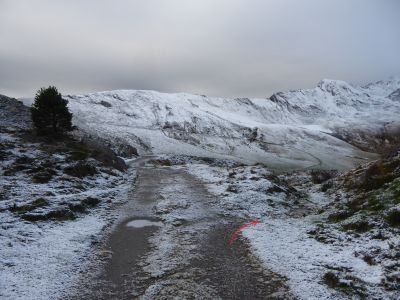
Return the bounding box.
[69,163,293,299]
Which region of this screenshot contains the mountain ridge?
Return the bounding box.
[20,78,400,170]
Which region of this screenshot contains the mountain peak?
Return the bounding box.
[316,79,361,97]
[317,79,351,89]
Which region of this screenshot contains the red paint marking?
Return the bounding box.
[228,219,259,247]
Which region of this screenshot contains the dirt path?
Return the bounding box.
[70,163,293,299]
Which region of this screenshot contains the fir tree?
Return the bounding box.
[31,86,73,135]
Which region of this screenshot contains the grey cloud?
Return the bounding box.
[0,0,399,98]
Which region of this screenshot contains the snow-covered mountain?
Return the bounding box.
[270,78,400,127]
[24,78,400,170]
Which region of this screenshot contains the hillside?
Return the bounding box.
[4,78,400,299]
[27,78,399,171]
[0,95,134,299]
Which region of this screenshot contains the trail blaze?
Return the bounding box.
[228,219,259,247]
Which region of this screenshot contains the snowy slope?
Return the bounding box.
[186,162,400,299]
[24,78,400,170]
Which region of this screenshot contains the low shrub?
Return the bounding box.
[9,198,48,213]
[385,208,400,227]
[22,208,75,221]
[64,162,97,178]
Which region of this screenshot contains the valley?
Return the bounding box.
[1,78,400,299]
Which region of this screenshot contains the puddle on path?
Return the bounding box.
[126,219,163,228]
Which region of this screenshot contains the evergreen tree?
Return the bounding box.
[31,86,72,135]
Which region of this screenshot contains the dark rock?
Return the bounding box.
[21,213,44,222]
[15,156,34,164]
[3,164,29,176]
[0,149,8,160]
[99,100,112,108]
[32,171,53,183]
[81,196,100,207]
[321,181,333,192]
[388,88,400,101]
[226,185,238,193]
[267,185,286,193]
[228,171,237,178]
[44,208,76,221]
[371,231,387,240]
[323,271,340,288]
[68,202,87,213]
[362,254,376,265]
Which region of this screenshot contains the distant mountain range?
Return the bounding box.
[20,78,400,170]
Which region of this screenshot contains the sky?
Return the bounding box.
[0,0,399,98]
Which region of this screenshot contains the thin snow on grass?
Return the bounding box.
[0,214,106,299]
[186,162,393,299]
[0,132,134,299]
[0,177,133,299]
[243,217,385,300]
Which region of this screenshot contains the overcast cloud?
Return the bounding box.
[0,0,399,98]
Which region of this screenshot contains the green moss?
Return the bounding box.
[388,179,400,204]
[328,210,353,222]
[367,195,385,211]
[68,150,89,161]
[31,198,48,207]
[342,220,373,233]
